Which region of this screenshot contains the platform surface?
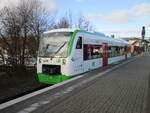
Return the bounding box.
[0,55,150,113]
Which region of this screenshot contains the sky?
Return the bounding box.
[0,0,150,38]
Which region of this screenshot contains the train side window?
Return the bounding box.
[83,44,102,60]
[108,47,112,57]
[76,37,82,49]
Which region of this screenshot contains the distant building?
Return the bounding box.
[121,37,150,54]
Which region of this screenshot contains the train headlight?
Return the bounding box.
[62,59,66,65]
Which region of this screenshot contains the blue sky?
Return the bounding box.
[0,0,150,38]
[55,0,150,38]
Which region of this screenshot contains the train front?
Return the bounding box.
[37,31,72,84]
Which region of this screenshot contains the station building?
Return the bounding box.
[122,37,150,55]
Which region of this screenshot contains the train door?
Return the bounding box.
[72,36,83,75]
[102,43,108,66]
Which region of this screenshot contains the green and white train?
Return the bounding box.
[37,29,131,84]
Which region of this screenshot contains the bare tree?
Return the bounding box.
[76,15,94,31]
[54,11,94,31]
[67,10,73,28]
[0,7,21,65]
[29,0,55,51]
[56,17,70,28]
[56,11,73,28]
[0,0,55,67]
[18,0,56,64]
[17,0,34,65]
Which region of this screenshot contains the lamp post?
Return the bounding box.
[142,26,145,41]
[141,26,145,53]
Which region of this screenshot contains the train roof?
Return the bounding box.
[44,28,106,36]
[44,28,130,46]
[44,28,75,34]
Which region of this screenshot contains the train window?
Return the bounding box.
[92,45,102,58]
[76,37,82,49]
[108,46,126,57]
[120,47,124,55]
[111,46,116,57]
[84,44,102,60]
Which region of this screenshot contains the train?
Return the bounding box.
[37,28,131,84]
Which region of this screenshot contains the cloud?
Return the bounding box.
[41,0,58,12]
[86,14,102,21]
[75,0,83,2]
[99,29,140,34]
[0,0,58,12]
[86,3,150,24]
[75,0,91,3]
[145,22,150,25]
[98,29,142,37]
[103,10,137,24]
[75,0,85,3]
[135,3,150,16]
[0,0,19,9]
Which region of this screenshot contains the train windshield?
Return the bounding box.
[39,32,72,57]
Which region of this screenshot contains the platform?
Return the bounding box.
[0,55,150,113]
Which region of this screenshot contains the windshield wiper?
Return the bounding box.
[43,44,50,55]
[54,42,67,55]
